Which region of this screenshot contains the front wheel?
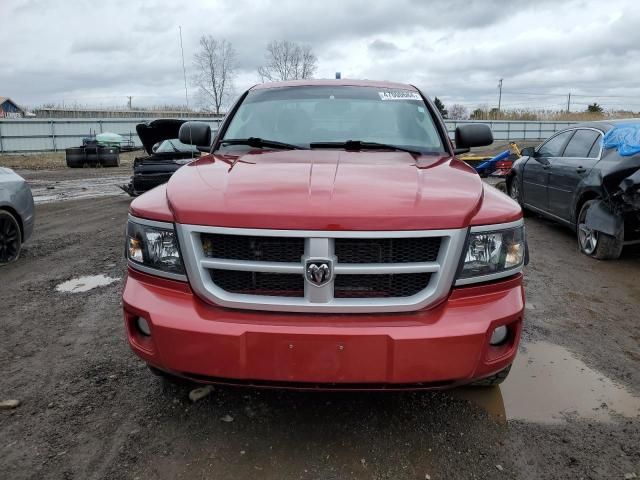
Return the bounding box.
[577,200,623,260]
[508,175,530,216]
[0,210,22,265]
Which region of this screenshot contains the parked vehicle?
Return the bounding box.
[120,119,201,196]
[466,142,522,193]
[122,80,527,390]
[507,121,640,259]
[0,168,35,265]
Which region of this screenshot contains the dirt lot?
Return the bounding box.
[0,159,639,479]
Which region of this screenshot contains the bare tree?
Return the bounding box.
[257,40,317,82]
[448,104,469,120]
[193,36,236,114]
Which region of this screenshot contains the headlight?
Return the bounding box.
[126,217,185,279]
[456,223,525,285]
[174,158,193,165]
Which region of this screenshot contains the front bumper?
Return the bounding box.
[123,269,524,389]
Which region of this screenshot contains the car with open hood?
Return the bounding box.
[507,120,640,259]
[121,119,203,196]
[122,79,527,390]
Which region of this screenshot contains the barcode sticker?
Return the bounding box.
[378,90,422,101]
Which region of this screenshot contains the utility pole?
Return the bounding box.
[127,96,132,109]
[567,92,571,113]
[497,78,503,116]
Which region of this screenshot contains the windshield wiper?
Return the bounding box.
[220,137,308,150]
[310,140,422,155]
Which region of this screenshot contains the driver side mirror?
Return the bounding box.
[520,146,535,157]
[454,124,493,154]
[179,121,212,148]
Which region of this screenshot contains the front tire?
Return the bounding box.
[0,210,21,265]
[577,200,623,260]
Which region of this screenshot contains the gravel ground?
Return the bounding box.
[0,169,639,479]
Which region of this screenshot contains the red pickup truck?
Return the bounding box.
[123,79,526,389]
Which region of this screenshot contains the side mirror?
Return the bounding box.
[520,146,535,157]
[179,121,212,147]
[454,124,493,154]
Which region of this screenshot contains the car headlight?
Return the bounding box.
[126,217,185,279]
[456,222,525,285]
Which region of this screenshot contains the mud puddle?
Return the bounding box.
[29,175,130,204]
[454,342,640,424]
[55,274,120,293]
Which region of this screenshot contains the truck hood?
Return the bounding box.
[165,149,485,230]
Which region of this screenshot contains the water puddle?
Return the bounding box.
[453,342,640,424]
[55,274,120,293]
[30,176,130,204]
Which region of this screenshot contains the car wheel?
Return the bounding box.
[577,200,623,260]
[471,364,511,386]
[508,176,529,215]
[65,147,86,168]
[509,177,521,203]
[0,210,22,265]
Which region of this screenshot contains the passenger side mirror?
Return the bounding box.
[520,146,535,157]
[454,124,493,154]
[179,121,212,148]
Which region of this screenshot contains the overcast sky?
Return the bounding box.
[2,0,640,112]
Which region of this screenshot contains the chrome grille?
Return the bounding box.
[176,225,467,313]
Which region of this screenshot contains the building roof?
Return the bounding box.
[0,97,24,111]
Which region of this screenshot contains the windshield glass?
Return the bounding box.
[221,86,445,153]
[153,139,200,154]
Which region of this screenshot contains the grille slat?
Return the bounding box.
[201,234,304,262]
[334,273,431,298]
[211,269,304,297]
[335,238,440,263]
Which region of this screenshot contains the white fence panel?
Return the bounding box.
[1,117,573,153]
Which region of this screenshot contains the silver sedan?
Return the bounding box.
[0,167,34,265]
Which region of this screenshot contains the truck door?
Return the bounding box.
[547,129,602,221]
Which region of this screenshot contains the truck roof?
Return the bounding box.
[251,78,418,91]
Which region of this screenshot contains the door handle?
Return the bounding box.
[576,166,586,174]
[542,164,551,169]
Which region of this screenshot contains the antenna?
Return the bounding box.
[179,25,194,153]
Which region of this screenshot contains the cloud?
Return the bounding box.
[369,39,401,53]
[1,0,639,112]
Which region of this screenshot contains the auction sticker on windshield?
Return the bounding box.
[378,90,422,101]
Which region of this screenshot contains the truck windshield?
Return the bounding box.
[221,86,446,154]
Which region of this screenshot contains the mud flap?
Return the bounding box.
[584,200,623,237]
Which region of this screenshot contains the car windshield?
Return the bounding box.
[221,86,445,153]
[153,139,199,154]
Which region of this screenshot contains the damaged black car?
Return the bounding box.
[121,119,204,196]
[507,120,640,259]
